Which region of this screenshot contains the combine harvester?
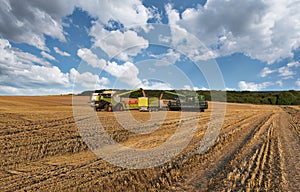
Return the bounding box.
[91,88,144,112]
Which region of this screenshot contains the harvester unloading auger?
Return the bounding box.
[90,88,208,112]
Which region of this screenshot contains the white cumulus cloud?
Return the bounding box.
[70,68,109,90]
[0,0,155,51]
[167,0,300,64]
[238,81,273,91]
[105,61,141,86]
[183,85,208,91]
[0,0,76,50]
[91,29,149,61]
[0,47,111,95]
[287,61,300,68]
[41,51,56,61]
[54,47,71,57]
[150,49,181,66]
[78,0,152,27]
[138,79,172,90]
[77,48,141,87]
[0,38,86,95]
[260,67,276,77]
[278,66,295,79]
[77,48,106,69]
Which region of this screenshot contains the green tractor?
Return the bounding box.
[161,90,208,112]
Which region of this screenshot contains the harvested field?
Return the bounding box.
[0,96,299,191]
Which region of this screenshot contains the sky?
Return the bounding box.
[0,0,300,95]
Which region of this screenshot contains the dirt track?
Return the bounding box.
[0,96,299,191]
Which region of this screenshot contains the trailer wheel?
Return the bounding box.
[107,105,112,112]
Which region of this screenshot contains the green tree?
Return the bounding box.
[276,92,296,105]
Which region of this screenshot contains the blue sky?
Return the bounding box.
[0,0,299,95]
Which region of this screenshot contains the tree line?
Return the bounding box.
[197,90,300,105]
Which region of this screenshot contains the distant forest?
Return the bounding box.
[79,90,300,105]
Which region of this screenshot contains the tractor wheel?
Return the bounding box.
[115,104,123,111]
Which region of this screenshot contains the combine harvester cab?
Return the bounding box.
[91,91,124,112]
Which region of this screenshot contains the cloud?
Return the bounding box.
[287,61,300,68]
[0,38,69,94]
[77,48,106,69]
[77,48,141,86]
[105,61,141,86]
[183,85,208,91]
[277,60,299,79]
[158,34,171,44]
[238,81,273,91]
[70,68,109,90]
[91,29,149,61]
[0,40,112,95]
[0,38,73,95]
[77,0,152,27]
[164,4,218,62]
[225,87,236,91]
[260,61,299,79]
[41,51,56,61]
[278,66,295,79]
[0,38,48,66]
[0,39,51,67]
[54,47,71,57]
[139,79,172,90]
[0,39,69,90]
[81,0,157,61]
[260,67,276,77]
[0,0,155,51]
[0,0,76,50]
[0,63,70,94]
[168,0,300,64]
[150,49,181,66]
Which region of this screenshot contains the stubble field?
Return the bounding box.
[0,96,299,191]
